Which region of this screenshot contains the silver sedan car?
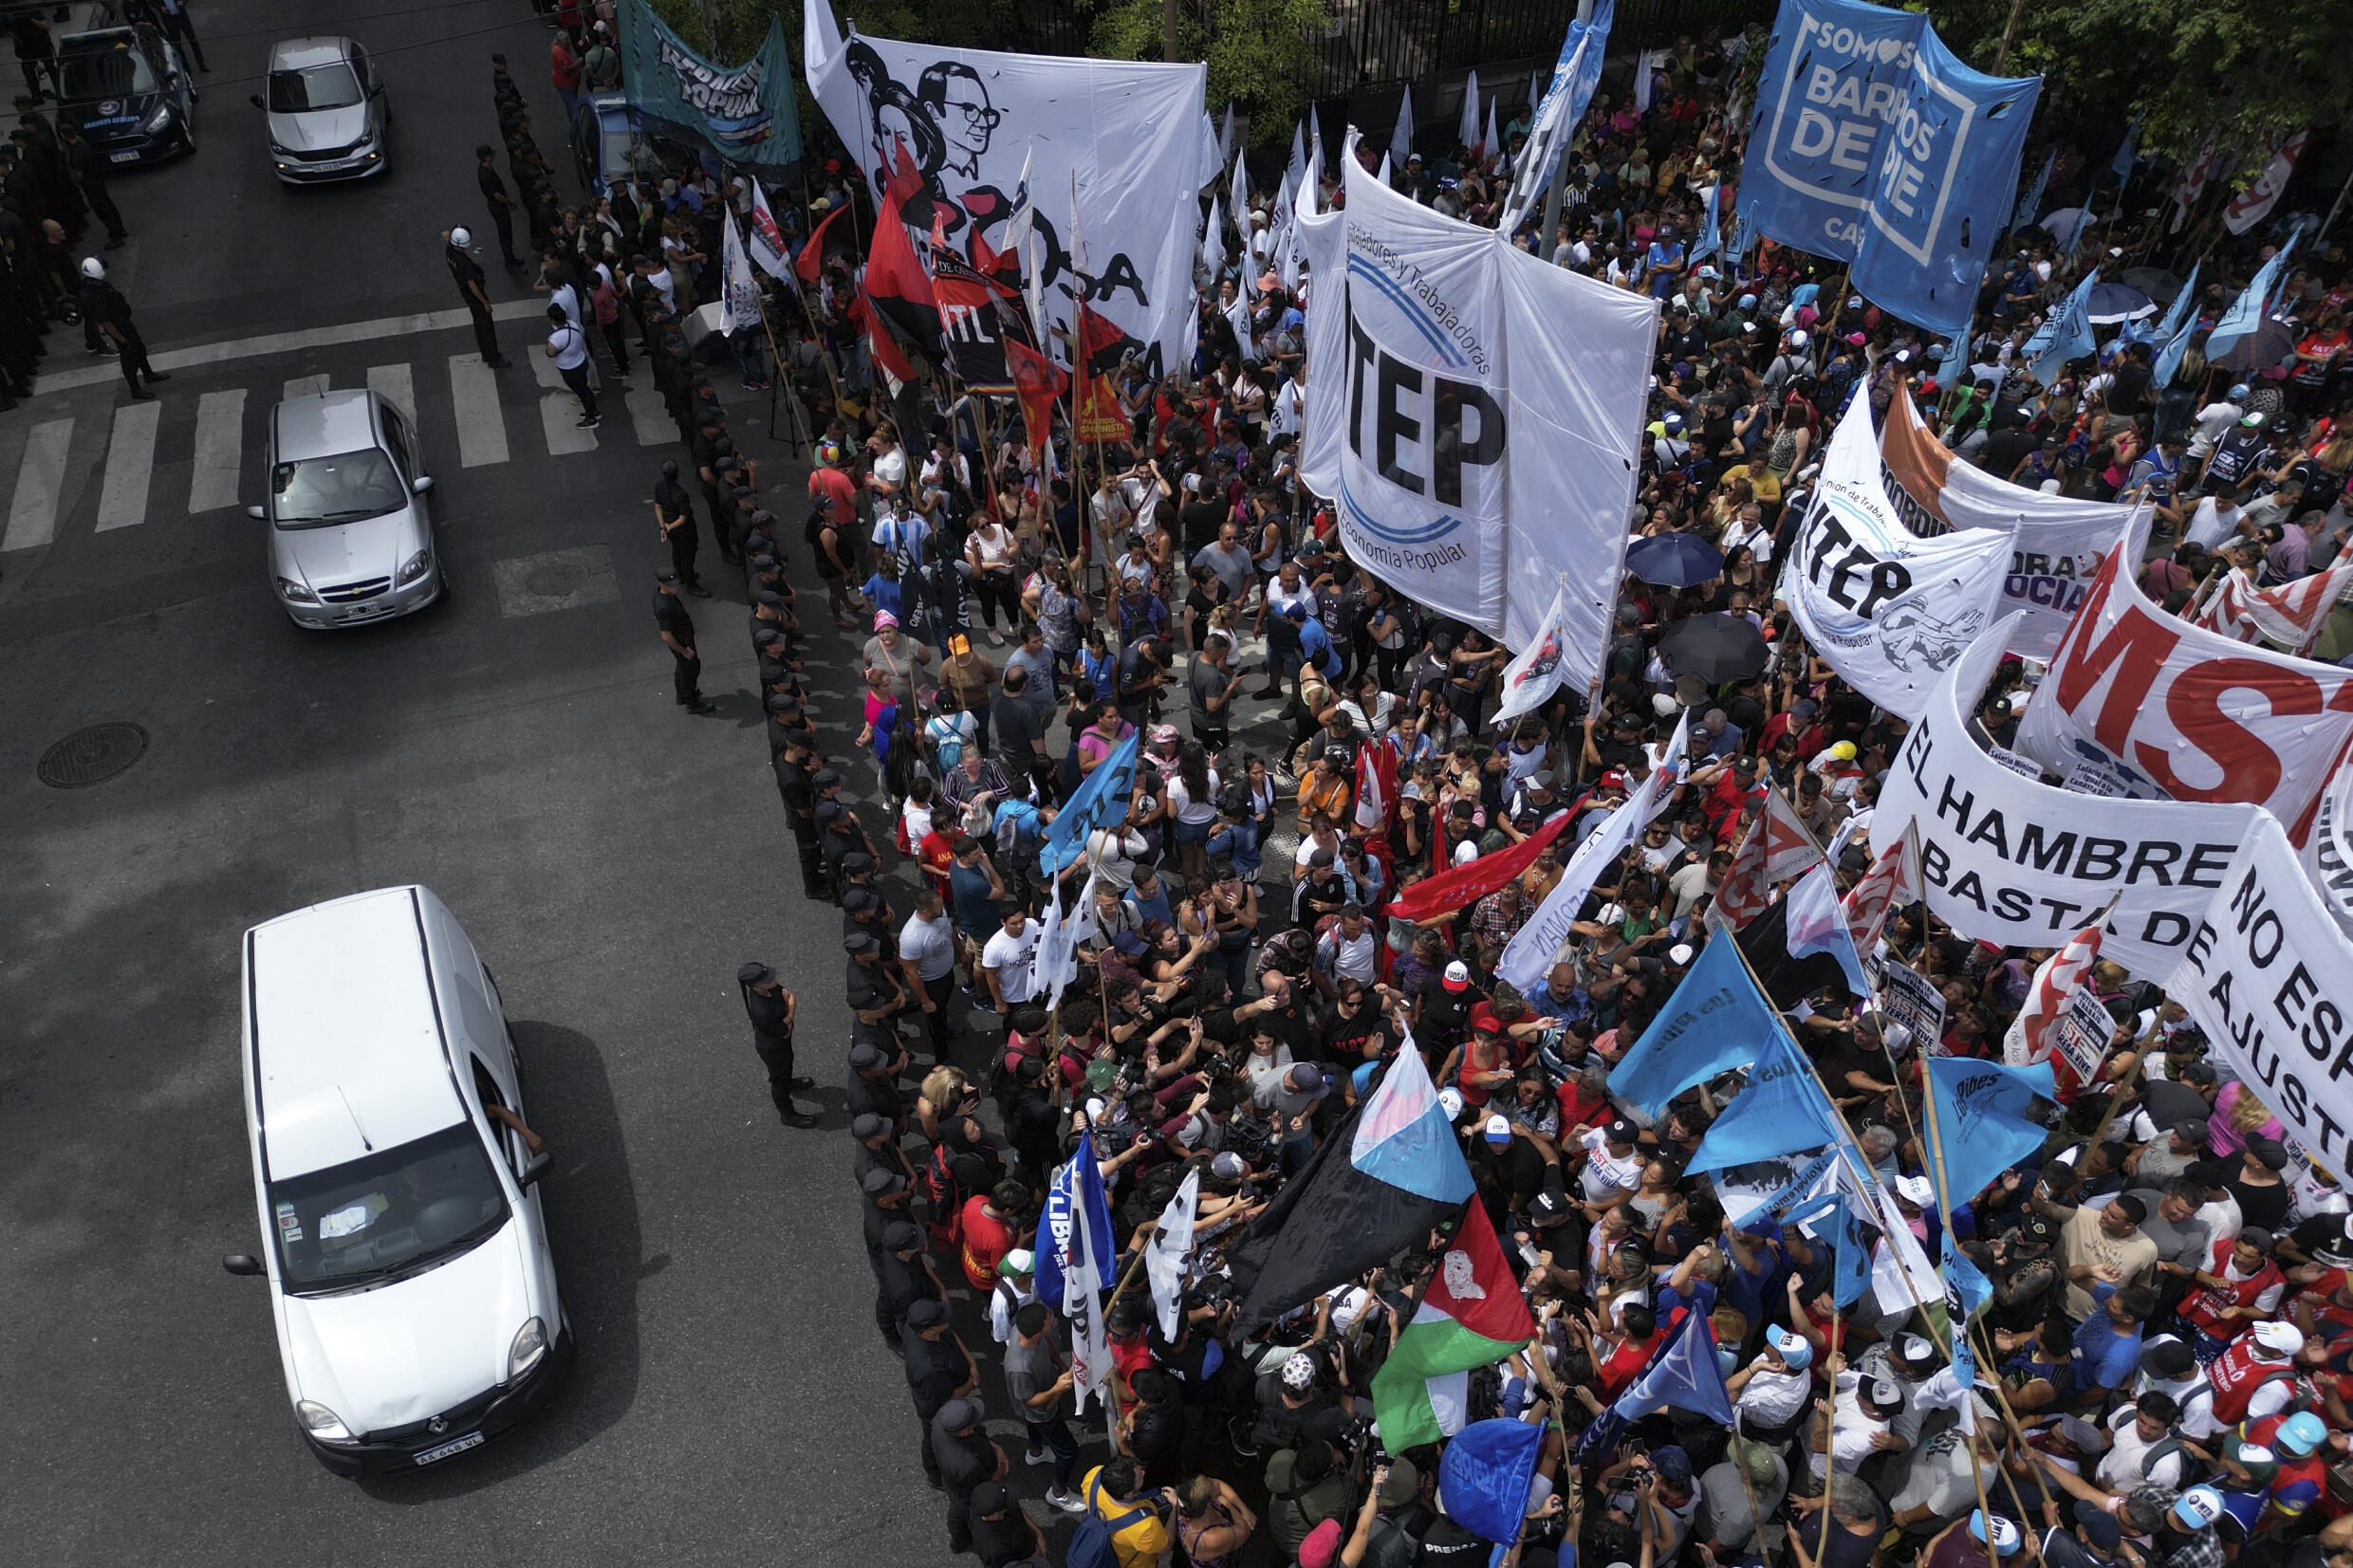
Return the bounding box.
[252,36,388,184]
[249,390,439,628]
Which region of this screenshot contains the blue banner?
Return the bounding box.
[1688,1033,1847,1174]
[2012,147,2053,231]
[1942,1227,1992,1389]
[1496,0,1614,236]
[1615,1305,1735,1423]
[613,0,804,172]
[1437,1418,1547,1545]
[1847,26,2040,339]
[1691,183,1722,265]
[1039,729,1139,875]
[1739,0,2038,337]
[1926,1056,2054,1207]
[2210,228,2302,361]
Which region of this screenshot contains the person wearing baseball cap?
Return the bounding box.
[1728,1327,1813,1440]
[900,1293,975,1490]
[736,959,816,1128]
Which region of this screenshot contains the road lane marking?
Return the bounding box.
[96,400,161,531]
[189,389,247,513]
[539,392,597,456]
[32,300,551,397]
[626,383,670,447]
[446,354,509,468]
[3,418,73,549]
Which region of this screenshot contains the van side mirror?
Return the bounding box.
[520,1152,552,1190]
[246,505,266,520]
[249,94,265,110]
[222,1253,265,1276]
[410,475,434,494]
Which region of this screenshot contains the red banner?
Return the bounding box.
[1385,801,1580,924]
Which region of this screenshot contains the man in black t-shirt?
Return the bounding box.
[475,142,524,267]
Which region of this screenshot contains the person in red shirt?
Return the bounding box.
[548,29,584,120]
[1592,1301,1666,1402]
[958,1179,1028,1291]
[808,462,858,517]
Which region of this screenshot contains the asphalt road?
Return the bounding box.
[0,3,1006,1562]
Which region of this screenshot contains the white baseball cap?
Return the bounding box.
[449,226,472,248]
[2251,1320,2306,1356]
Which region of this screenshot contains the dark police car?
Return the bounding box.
[54,22,197,167]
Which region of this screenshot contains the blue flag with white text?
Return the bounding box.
[1033,1132,1117,1307]
[1437,1418,1547,1545]
[1692,183,1722,265]
[1942,1227,1992,1388]
[1688,1031,1847,1174]
[1926,1056,2055,1208]
[2021,268,2100,386]
[1608,936,1790,1116]
[1615,1300,1735,1423]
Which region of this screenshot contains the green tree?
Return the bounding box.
[645,0,1019,62]
[1927,0,2353,160]
[1084,0,1328,154]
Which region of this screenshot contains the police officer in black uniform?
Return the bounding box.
[57,123,124,249]
[772,734,826,898]
[736,961,816,1128]
[654,572,715,715]
[475,143,524,268]
[652,459,706,595]
[900,1298,976,1489]
[874,1218,945,1353]
[444,228,510,368]
[79,258,165,398]
[845,1039,907,1131]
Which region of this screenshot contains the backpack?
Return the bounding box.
[1065,1474,1154,1568]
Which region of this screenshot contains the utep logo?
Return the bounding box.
[1339,253,1504,546]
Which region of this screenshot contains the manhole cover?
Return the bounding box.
[37,723,149,788]
[523,560,588,597]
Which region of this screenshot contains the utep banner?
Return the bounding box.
[1741,0,2038,337]
[804,0,1208,373]
[1879,618,2252,976]
[1779,391,2011,719]
[1297,145,1655,676]
[2016,544,2353,845]
[1879,392,2152,658]
[2170,818,2353,1180]
[614,0,802,171]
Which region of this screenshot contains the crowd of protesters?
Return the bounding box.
[734,21,2353,1568]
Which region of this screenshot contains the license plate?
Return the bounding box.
[413,1431,484,1466]
[109,151,138,164]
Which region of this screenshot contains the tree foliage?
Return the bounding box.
[646,0,1020,63]
[1084,0,1328,153]
[1927,0,2353,161]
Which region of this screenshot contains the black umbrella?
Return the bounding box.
[1659,612,1769,685]
[2121,266,2184,305]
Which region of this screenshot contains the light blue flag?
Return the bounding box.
[2131,260,2199,352]
[2209,230,2302,363]
[2111,117,2140,182]
[1687,1031,1847,1175]
[1787,1186,1878,1308]
[1784,862,1871,997]
[1926,1056,2055,1208]
[2012,148,2053,231]
[1038,728,1139,875]
[2021,268,2100,386]
[1607,936,1789,1116]
[1942,1227,1993,1389]
[1615,1303,1735,1424]
[1690,183,1721,265]
[1496,0,1614,236]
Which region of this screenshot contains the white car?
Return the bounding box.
[225,887,570,1475]
[250,388,440,628]
[252,35,388,184]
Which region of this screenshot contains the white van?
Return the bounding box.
[226,887,569,1474]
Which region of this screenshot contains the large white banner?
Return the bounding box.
[803,0,1208,372]
[1778,392,2012,720]
[1297,143,1655,682]
[2303,766,2353,938]
[1877,391,2153,659]
[2015,544,2353,845]
[1878,618,2252,976]
[2168,816,2353,1179]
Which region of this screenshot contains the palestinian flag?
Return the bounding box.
[1370,1201,1535,1449]
[1226,1035,1473,1332]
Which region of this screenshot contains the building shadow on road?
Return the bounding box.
[359,1022,656,1502]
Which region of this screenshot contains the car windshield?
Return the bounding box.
[269,64,361,113]
[58,45,157,102]
[271,447,407,526]
[267,1122,510,1296]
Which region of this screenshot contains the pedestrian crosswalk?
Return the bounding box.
[1,348,682,550]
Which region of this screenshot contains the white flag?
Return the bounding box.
[1285,120,1307,205]
[1457,70,1482,155]
[718,209,762,336]
[1199,194,1226,281]
[744,181,792,281]
[1145,1169,1200,1340]
[1216,102,1237,170]
[1483,97,1500,167]
[1065,1149,1112,1415]
[1225,288,1257,362]
[1377,151,1392,186]
[1229,147,1250,241]
[999,143,1037,259]
[1490,581,1576,729]
[1390,88,1415,171]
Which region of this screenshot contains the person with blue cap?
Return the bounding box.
[1920,1508,2022,1568]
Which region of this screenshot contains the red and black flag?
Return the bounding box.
[929,247,1016,394]
[794,198,856,286]
[862,140,943,373]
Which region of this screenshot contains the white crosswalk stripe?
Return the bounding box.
[1,348,696,544]
[447,353,508,469]
[189,389,247,514]
[4,417,74,550]
[96,400,160,532]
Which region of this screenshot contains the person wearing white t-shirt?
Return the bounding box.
[980,907,1041,1013]
[2184,491,2249,551]
[542,304,600,429]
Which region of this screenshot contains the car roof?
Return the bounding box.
[271,389,382,462]
[267,36,358,72]
[247,887,466,1180]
